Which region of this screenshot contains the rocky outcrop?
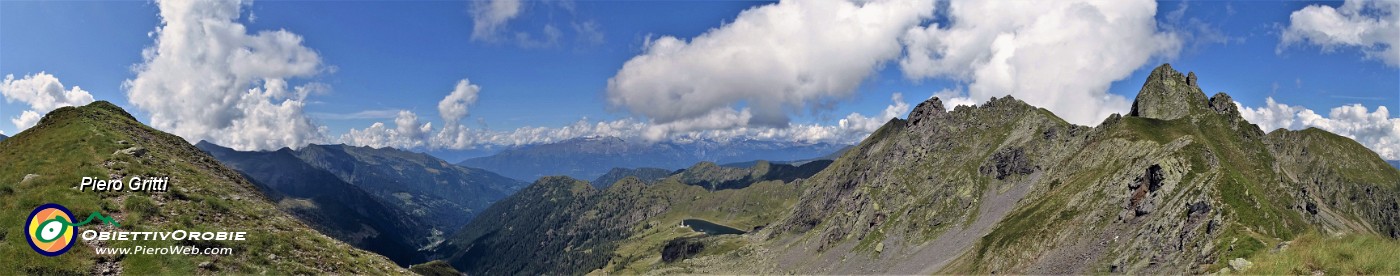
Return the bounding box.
[1126,165,1165,217]
[980,147,1035,180]
[1207,93,1235,115]
[1128,64,1209,120]
[907,97,947,127]
[661,237,706,263]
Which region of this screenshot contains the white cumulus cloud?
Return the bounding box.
[607,0,936,137]
[900,0,1182,126]
[124,0,327,151]
[341,110,432,149]
[1,72,96,131]
[471,0,524,41]
[438,79,481,123]
[1280,0,1400,67]
[1241,97,1400,160]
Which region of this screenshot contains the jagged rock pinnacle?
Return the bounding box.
[1208,92,1239,117]
[908,97,946,126]
[1128,63,1209,121]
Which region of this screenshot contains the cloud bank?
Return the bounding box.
[607,0,1181,133]
[125,0,327,151]
[1281,0,1399,67]
[606,0,936,138]
[1241,97,1400,160]
[342,80,912,149]
[1,72,96,131]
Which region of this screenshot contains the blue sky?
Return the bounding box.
[2,0,1398,158]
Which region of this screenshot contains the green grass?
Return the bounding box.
[1116,117,1195,144]
[1244,232,1400,274]
[123,196,159,221]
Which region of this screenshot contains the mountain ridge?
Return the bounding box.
[427,64,1400,275]
[746,63,1400,274]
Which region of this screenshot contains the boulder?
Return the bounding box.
[1229,258,1253,272]
[115,146,148,157]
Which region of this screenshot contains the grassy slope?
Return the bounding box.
[1244,231,1400,274]
[598,179,804,274]
[0,102,404,274]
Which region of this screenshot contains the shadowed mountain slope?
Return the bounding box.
[197,142,436,266]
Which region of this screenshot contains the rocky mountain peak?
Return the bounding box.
[1129,63,1210,121]
[908,97,946,126]
[1207,92,1240,117]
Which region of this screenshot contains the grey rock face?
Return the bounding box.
[1208,92,1241,117]
[1128,165,1165,217]
[1128,64,1209,121]
[980,147,1034,180]
[908,97,947,127]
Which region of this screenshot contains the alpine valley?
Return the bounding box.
[196,141,529,266]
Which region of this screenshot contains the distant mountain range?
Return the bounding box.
[0,102,404,273]
[0,133,7,141]
[197,142,527,266]
[422,147,508,164]
[458,136,849,182]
